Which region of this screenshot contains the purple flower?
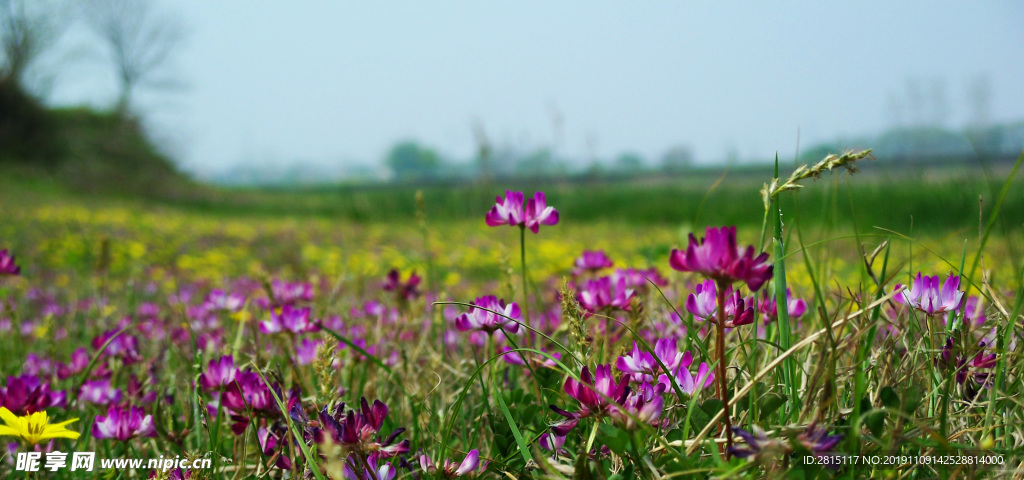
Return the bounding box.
[485,190,525,227]
[686,280,718,319]
[0,249,20,276]
[957,295,987,328]
[361,300,386,318]
[313,398,409,457]
[797,423,843,457]
[259,305,317,334]
[615,339,689,383]
[549,407,582,436]
[199,355,238,391]
[0,374,67,415]
[78,380,122,406]
[296,338,322,365]
[686,281,755,328]
[502,347,561,369]
[24,353,53,376]
[573,250,614,276]
[611,267,669,290]
[136,302,161,319]
[485,191,559,233]
[418,449,481,477]
[204,289,245,313]
[257,425,293,470]
[721,291,757,328]
[344,452,397,480]
[92,405,156,441]
[259,280,314,308]
[577,276,635,313]
[91,329,141,364]
[220,370,298,434]
[221,370,276,414]
[728,425,789,460]
[658,361,714,396]
[454,296,521,335]
[938,338,997,398]
[524,191,560,233]
[669,226,773,291]
[610,382,665,431]
[563,365,630,417]
[894,273,964,315]
[759,289,807,324]
[539,432,567,455]
[382,269,422,302]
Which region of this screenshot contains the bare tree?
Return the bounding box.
[904,78,925,127]
[471,119,492,180]
[1,0,65,89]
[966,74,992,129]
[884,91,904,129]
[928,78,949,127]
[82,0,185,115]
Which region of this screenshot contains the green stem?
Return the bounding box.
[519,225,531,330]
[939,355,955,439]
[714,280,733,456]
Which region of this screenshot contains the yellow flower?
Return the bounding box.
[0,407,81,445]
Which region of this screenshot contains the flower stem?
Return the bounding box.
[519,225,532,330]
[585,419,600,452]
[715,280,733,455]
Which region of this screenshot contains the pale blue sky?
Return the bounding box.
[43,1,1024,176]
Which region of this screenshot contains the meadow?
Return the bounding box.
[1,151,1023,479]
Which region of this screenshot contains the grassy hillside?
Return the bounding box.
[1,80,191,198]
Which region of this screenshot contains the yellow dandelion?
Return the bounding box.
[0,407,81,445]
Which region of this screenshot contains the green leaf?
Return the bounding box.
[666,428,684,443]
[865,410,887,438]
[489,416,512,456]
[757,393,788,420]
[702,399,724,416]
[491,378,535,464]
[880,386,900,409]
[597,423,630,456]
[690,399,724,433]
[903,386,924,414]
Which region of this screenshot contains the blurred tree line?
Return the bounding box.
[383,137,697,183]
[382,123,1022,184]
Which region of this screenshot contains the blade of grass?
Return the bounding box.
[251,363,326,480]
[491,375,536,465]
[966,149,1023,291]
[771,154,798,420]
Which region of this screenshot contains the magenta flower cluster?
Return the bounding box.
[92,405,156,441]
[895,272,964,315]
[453,295,521,335]
[670,226,773,291]
[311,398,410,457]
[0,248,20,276]
[485,190,560,233]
